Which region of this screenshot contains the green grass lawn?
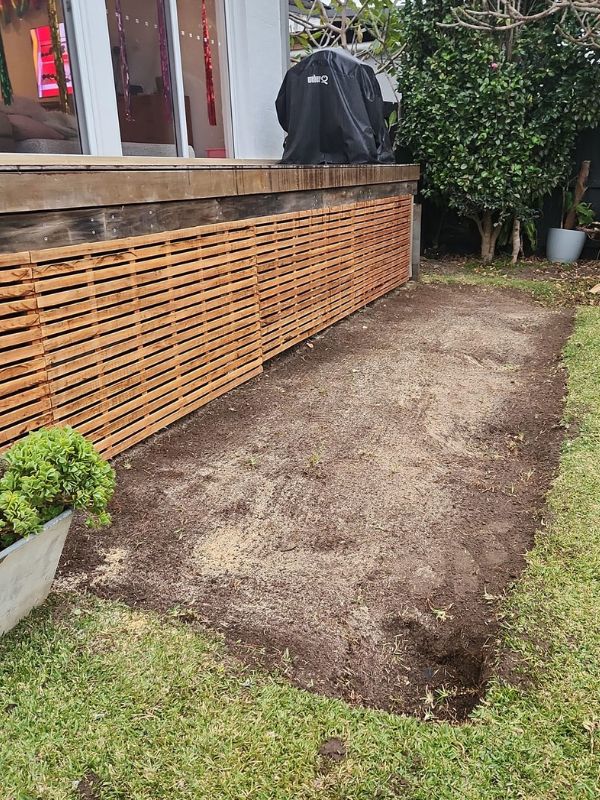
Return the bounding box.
[423,270,569,304]
[1,285,600,799]
[423,258,600,306]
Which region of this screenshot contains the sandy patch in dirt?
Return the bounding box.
[60,283,572,719]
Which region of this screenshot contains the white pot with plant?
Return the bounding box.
[0,427,115,636]
[547,160,594,263]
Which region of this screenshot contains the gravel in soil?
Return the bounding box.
[59,283,572,720]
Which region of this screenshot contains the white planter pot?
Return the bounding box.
[546,227,587,263]
[0,510,72,636]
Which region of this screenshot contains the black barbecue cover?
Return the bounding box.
[276,49,395,165]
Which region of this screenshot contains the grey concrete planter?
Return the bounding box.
[0,510,72,636]
[546,227,587,263]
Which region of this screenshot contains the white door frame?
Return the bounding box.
[215,0,235,158]
[164,0,190,157]
[221,0,247,158]
[63,0,122,155]
[65,0,190,157]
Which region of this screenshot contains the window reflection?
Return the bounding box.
[0,1,81,155]
[177,0,226,158]
[106,0,179,157]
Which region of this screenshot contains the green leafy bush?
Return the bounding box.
[0,427,115,550]
[570,201,595,228]
[396,0,600,261]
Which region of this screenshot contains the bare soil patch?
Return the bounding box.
[424,256,600,305]
[59,284,572,719]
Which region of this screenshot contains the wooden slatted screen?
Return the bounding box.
[0,196,412,458]
[31,226,263,459]
[256,196,412,359]
[0,254,54,447]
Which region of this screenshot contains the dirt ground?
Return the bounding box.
[59,283,572,719]
[424,255,600,285]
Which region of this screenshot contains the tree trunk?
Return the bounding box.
[480,210,496,262]
[340,1,348,47]
[475,211,502,263]
[564,160,591,230]
[511,217,521,264]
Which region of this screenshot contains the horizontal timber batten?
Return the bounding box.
[0,156,418,211]
[0,195,413,458]
[0,158,417,254]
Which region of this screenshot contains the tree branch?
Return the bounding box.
[442,0,600,48]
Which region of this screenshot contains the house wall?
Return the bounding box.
[223,0,287,159]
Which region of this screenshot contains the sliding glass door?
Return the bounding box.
[0,0,83,155]
[105,0,178,157]
[103,0,227,158]
[0,0,230,158]
[177,0,226,158]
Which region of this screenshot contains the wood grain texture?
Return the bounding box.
[0,261,53,449]
[0,196,412,457]
[0,160,419,214]
[0,181,417,253]
[256,196,412,360]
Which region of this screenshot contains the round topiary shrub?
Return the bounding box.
[0,427,115,550]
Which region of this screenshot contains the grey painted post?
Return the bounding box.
[411,202,422,281]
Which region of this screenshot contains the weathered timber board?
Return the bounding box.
[0,181,417,253]
[0,161,419,214]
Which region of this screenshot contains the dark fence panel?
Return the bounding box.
[536,127,600,258]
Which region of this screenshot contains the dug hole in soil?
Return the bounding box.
[60,284,572,720]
